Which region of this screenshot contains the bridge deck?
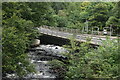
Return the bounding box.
[38,27,118,45]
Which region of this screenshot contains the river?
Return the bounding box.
[25,44,67,79]
[5,44,67,79]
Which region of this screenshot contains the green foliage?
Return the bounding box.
[54,14,68,27]
[64,38,93,79]
[51,36,120,79]
[0,27,1,76]
[29,2,57,26]
[51,2,119,34]
[106,2,120,34]
[2,27,35,77]
[3,14,38,44]
[88,3,110,29]
[2,2,57,27]
[87,38,119,78]
[106,16,119,26]
[2,2,39,77]
[2,2,120,78]
[64,37,120,79]
[48,59,67,78]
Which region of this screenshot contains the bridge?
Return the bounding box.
[37,26,118,45]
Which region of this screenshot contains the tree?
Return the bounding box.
[27,2,57,26]
[2,2,38,77]
[64,37,120,79]
[106,2,120,34]
[88,2,110,30]
[2,27,35,77]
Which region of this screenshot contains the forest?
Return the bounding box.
[2,2,120,79]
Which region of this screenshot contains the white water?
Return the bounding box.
[5,44,67,79]
[26,44,67,79]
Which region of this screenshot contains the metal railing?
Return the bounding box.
[39,25,114,36]
[42,26,82,34]
[38,25,118,45]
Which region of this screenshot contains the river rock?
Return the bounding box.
[31,39,40,47]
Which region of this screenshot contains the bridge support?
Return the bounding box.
[39,34,70,46]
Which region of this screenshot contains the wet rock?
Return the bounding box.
[5,44,67,79]
[31,39,40,47]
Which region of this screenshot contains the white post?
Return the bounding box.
[98,27,99,35]
[85,20,88,33]
[110,25,112,36]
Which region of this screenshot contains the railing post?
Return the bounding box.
[72,29,74,33]
[70,29,72,33]
[92,27,94,35]
[56,28,58,36]
[58,27,60,31]
[67,28,68,33]
[65,27,67,32]
[51,27,53,35]
[72,29,74,34]
[98,28,99,35]
[61,28,63,32]
[110,25,112,36]
[55,27,57,36]
[76,29,78,34]
[62,28,64,32]
[68,28,70,33]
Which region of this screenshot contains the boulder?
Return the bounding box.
[31,39,40,47]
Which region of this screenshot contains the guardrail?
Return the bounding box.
[37,26,119,45]
[40,25,81,35]
[39,25,113,36]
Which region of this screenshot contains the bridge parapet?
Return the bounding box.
[40,26,82,35]
[38,26,119,45]
[40,26,115,36]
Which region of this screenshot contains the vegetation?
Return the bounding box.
[2,2,120,78]
[49,37,120,79]
[48,59,67,78]
[2,3,35,77]
[51,2,120,34]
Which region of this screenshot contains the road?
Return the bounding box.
[38,27,118,45]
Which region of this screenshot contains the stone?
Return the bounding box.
[31,39,40,47]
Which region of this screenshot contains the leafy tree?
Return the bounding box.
[88,2,110,30]
[51,2,68,14]
[2,27,35,77]
[64,37,120,79]
[2,2,120,78]
[86,38,120,78]
[48,59,67,78]
[2,2,38,77]
[106,16,119,34]
[64,38,93,80]
[106,2,120,34]
[49,36,120,79]
[0,27,1,79]
[27,2,57,26]
[55,10,68,27]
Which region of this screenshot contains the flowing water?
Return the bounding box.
[26,44,67,79]
[5,44,67,80]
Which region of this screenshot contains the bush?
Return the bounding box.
[65,37,120,79]
[48,59,67,78]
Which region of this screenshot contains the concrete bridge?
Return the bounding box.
[37,26,118,45]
